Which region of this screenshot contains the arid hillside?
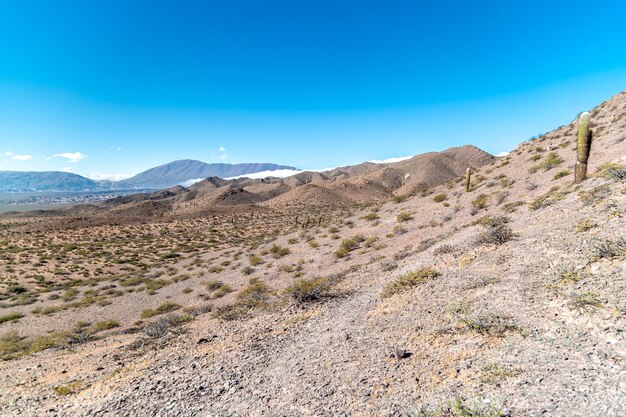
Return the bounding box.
[0,90,625,416]
[32,144,494,220]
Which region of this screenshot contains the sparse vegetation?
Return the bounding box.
[596,162,626,180]
[0,331,66,361]
[578,184,610,206]
[214,279,272,321]
[362,212,380,221]
[591,237,626,260]
[570,291,602,309]
[480,363,520,385]
[552,170,571,180]
[433,244,455,255]
[381,268,439,299]
[141,302,181,319]
[53,381,82,396]
[539,152,564,171]
[471,194,489,210]
[0,312,24,325]
[575,219,597,233]
[404,397,508,417]
[334,235,365,258]
[476,219,513,246]
[396,211,413,223]
[269,244,291,258]
[448,303,518,336]
[143,314,191,338]
[284,276,335,303]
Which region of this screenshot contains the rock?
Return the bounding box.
[390,348,410,359]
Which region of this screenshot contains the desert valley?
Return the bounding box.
[0,89,625,416]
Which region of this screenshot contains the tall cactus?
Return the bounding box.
[575,111,592,183]
[465,167,471,192]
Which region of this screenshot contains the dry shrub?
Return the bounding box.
[381,268,439,299]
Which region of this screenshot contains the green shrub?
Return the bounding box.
[397,211,413,223]
[476,223,513,246]
[471,194,489,210]
[570,291,602,309]
[591,237,626,260]
[449,303,517,336]
[381,268,439,299]
[595,162,626,180]
[212,284,233,299]
[578,184,610,206]
[433,193,448,203]
[0,331,66,361]
[141,302,181,319]
[269,245,290,258]
[539,152,564,171]
[0,312,24,325]
[249,255,264,266]
[362,212,379,221]
[284,277,334,302]
[92,320,120,333]
[552,170,571,180]
[236,280,271,309]
[574,219,597,233]
[214,280,272,321]
[53,381,82,396]
[334,238,359,258]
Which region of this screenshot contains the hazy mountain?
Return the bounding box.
[118,160,297,189]
[0,161,297,193]
[0,171,105,192]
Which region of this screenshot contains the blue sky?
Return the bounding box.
[1,0,626,179]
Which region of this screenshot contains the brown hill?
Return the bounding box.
[71,145,495,216]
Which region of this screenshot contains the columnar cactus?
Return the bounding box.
[575,111,592,183]
[465,167,471,192]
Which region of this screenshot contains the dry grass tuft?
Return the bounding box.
[381,268,439,299]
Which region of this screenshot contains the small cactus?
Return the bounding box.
[575,111,592,183]
[465,167,471,192]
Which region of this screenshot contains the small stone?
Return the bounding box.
[390,348,409,359]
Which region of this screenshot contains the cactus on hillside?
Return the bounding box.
[575,111,592,183]
[465,167,471,192]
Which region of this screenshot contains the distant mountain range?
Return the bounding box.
[0,161,296,192]
[118,160,296,189]
[70,145,496,218]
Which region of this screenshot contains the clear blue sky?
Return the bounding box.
[1,0,626,179]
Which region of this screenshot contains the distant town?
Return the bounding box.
[0,190,150,212]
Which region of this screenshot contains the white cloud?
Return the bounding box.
[219,146,226,152]
[4,151,33,161]
[179,178,206,187]
[226,169,303,180]
[88,173,132,181]
[60,166,74,172]
[53,152,86,163]
[219,154,227,160]
[367,155,413,164]
[495,151,510,157]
